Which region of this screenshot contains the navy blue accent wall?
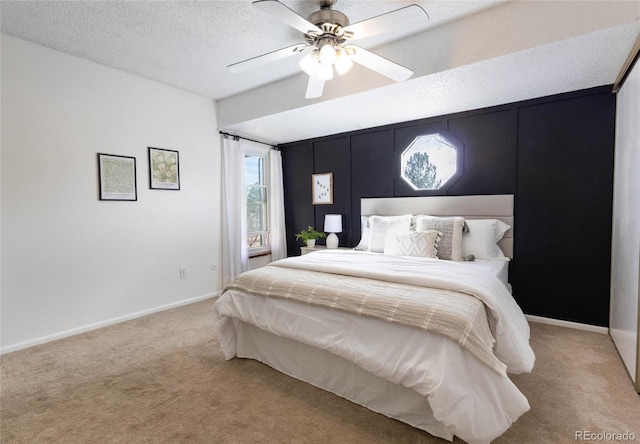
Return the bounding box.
[279,86,616,326]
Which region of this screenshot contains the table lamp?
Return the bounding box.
[324,214,342,249]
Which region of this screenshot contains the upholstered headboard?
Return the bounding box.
[361,194,514,258]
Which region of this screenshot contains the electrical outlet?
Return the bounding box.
[179,267,187,279]
[211,263,217,271]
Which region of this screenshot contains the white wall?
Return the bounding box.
[610,56,640,390]
[1,35,221,353]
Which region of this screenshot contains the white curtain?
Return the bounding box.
[221,136,247,287]
[269,149,287,261]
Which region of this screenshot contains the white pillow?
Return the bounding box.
[354,216,370,251]
[415,216,465,261]
[462,219,511,261]
[384,230,441,258]
[368,214,413,253]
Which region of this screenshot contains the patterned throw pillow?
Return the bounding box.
[368,214,413,253]
[415,216,466,261]
[384,230,441,258]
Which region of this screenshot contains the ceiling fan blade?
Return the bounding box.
[253,0,323,35]
[346,45,413,82]
[342,5,429,41]
[228,44,309,73]
[305,75,325,99]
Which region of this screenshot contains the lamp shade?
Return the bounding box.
[334,50,353,76]
[324,214,342,233]
[319,43,337,66]
[299,51,320,75]
[316,63,334,81]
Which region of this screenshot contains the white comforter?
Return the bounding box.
[214,250,535,443]
[274,250,535,373]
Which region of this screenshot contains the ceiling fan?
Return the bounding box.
[228,0,429,99]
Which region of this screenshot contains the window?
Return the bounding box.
[400,133,460,190]
[245,148,270,256]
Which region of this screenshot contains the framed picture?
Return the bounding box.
[312,173,333,205]
[148,147,180,190]
[97,153,137,201]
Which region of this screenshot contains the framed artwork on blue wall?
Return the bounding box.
[312,173,332,205]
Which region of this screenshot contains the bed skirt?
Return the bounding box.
[232,318,454,441]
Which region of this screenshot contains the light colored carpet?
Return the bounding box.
[1,298,639,443]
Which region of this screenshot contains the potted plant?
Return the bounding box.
[295,225,326,248]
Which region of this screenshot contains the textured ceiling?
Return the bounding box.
[2,0,639,144]
[0,0,502,99]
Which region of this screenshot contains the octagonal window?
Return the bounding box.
[401,133,458,190]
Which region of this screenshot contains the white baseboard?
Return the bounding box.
[0,292,219,355]
[525,314,609,335]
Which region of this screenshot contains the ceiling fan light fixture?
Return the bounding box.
[316,63,334,81]
[232,0,430,99]
[319,43,337,66]
[299,51,320,75]
[334,49,353,76]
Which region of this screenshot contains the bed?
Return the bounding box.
[213,195,535,444]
